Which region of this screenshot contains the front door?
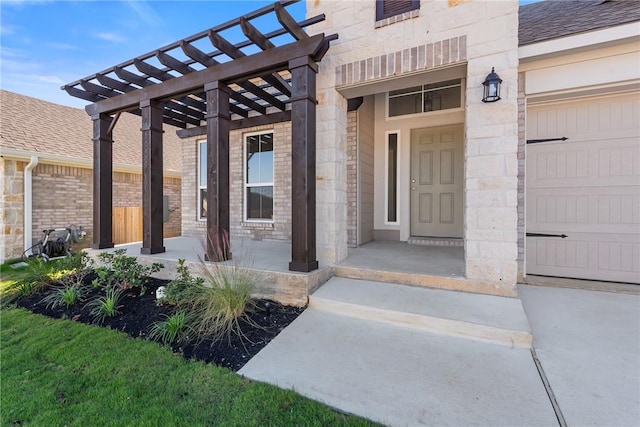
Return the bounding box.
[410,125,464,237]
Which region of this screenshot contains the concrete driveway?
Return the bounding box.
[519,284,640,427]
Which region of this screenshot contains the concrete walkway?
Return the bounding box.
[240,278,558,426]
[240,279,640,426]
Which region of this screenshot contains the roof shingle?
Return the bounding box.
[519,0,640,46]
[0,89,182,172]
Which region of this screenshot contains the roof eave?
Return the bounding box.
[519,21,640,62]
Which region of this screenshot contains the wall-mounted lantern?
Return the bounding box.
[482,67,502,103]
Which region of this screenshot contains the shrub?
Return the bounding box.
[95,249,163,293]
[148,310,193,345]
[86,287,124,324]
[164,259,204,304]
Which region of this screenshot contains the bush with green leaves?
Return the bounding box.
[86,287,124,324]
[148,310,193,345]
[41,283,85,309]
[94,249,163,293]
[163,259,204,304]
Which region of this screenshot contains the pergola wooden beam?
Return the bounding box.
[240,17,276,50]
[65,0,337,273]
[180,40,218,67]
[86,34,327,116]
[156,50,197,75]
[114,67,152,88]
[176,110,292,138]
[208,30,291,97]
[275,2,308,41]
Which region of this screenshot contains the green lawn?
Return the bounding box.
[1,308,375,426]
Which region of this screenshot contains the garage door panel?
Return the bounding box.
[529,94,640,140]
[527,93,640,283]
[526,235,640,282]
[528,137,640,186]
[528,189,640,234]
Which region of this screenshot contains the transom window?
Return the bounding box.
[245,131,274,221]
[198,141,207,220]
[388,79,462,117]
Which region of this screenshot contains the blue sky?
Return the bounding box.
[1,0,541,109]
[0,0,306,108]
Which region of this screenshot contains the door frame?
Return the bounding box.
[409,123,465,238]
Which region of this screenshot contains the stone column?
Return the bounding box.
[92,113,114,250]
[463,8,519,295]
[315,55,348,265]
[140,100,165,255]
[288,56,319,272]
[204,81,231,261]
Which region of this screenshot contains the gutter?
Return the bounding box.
[0,147,181,178]
[24,156,38,255]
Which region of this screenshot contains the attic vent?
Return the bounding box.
[376,0,420,21]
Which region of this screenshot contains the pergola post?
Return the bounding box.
[140,99,165,254]
[91,113,114,249]
[288,56,318,272]
[204,81,232,261]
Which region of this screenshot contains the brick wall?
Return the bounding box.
[31,164,181,250]
[182,121,292,242]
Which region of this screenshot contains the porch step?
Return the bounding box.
[407,236,464,247]
[310,277,532,348]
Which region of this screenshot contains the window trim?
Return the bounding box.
[386,79,465,120]
[384,130,401,225]
[243,130,275,223]
[197,140,207,221]
[376,0,420,22]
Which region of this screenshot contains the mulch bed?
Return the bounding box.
[13,277,305,372]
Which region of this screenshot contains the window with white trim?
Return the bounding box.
[385,131,399,224]
[198,141,207,220]
[388,79,462,117]
[245,131,274,221]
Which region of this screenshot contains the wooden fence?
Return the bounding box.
[112,207,143,244]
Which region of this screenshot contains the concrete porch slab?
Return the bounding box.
[311,277,532,347]
[85,237,332,306]
[239,308,557,426]
[337,241,517,297]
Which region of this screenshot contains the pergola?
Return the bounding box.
[62,0,337,272]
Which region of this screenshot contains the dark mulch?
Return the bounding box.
[13,277,305,372]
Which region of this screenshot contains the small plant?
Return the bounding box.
[86,287,124,324]
[92,266,111,288]
[148,310,193,345]
[164,259,203,304]
[96,249,163,294]
[14,280,35,297]
[41,284,85,309]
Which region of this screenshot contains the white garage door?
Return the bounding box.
[526,92,640,284]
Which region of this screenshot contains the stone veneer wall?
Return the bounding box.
[0,159,24,263]
[308,0,520,289]
[181,121,292,242]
